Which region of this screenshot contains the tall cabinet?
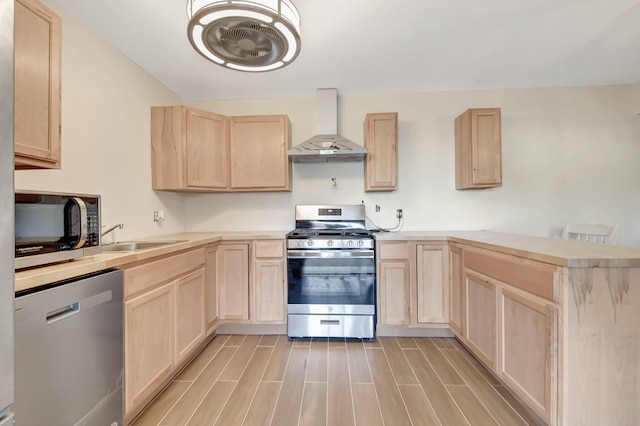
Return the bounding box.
[14,0,62,169]
[364,112,398,191]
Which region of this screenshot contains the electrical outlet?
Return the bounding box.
[396,209,403,219]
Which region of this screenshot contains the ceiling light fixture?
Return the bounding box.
[186,0,301,72]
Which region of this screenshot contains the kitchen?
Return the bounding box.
[5,0,640,425]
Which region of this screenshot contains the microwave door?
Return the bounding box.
[64,197,88,249]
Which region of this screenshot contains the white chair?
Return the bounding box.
[561,223,620,244]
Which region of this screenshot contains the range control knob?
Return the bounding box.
[297,240,305,247]
[357,240,364,247]
[347,240,354,248]
[307,240,314,247]
[327,240,333,247]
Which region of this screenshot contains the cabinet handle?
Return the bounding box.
[46,303,80,323]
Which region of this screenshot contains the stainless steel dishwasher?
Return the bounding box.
[14,269,123,426]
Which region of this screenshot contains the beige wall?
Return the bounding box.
[188,85,640,246]
[15,2,640,246]
[14,0,185,241]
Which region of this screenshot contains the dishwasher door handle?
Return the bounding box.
[46,303,80,323]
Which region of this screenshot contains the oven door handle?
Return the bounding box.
[287,250,374,259]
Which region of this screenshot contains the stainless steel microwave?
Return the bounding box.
[15,190,102,269]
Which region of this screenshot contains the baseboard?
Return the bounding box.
[375,325,455,337]
[216,323,287,335]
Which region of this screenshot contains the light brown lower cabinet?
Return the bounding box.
[464,271,497,369]
[204,245,219,334]
[377,242,411,325]
[217,242,250,321]
[498,286,556,423]
[123,248,206,422]
[448,244,464,334]
[458,246,559,425]
[124,282,174,417]
[252,240,286,323]
[175,269,206,364]
[414,243,449,325]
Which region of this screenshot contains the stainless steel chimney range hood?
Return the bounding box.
[288,88,367,163]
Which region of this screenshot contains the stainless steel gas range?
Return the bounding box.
[286,205,376,339]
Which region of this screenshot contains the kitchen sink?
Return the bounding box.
[102,240,187,252]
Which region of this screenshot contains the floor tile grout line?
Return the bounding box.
[152,335,234,426]
[363,342,387,426]
[266,336,295,426]
[152,335,236,426]
[396,338,444,426]
[437,341,510,426]
[342,340,357,426]
[443,339,533,424]
[324,338,329,426]
[135,336,537,426]
[238,340,278,426]
[183,340,243,426]
[378,337,417,425]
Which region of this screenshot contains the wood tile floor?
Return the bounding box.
[132,335,543,426]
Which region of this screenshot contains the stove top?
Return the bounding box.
[287,229,373,239]
[287,204,375,250]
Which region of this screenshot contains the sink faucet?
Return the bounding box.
[101,224,124,244]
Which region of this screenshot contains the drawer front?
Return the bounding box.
[464,249,556,301]
[254,240,285,258]
[287,314,374,339]
[124,249,205,298]
[377,242,410,260]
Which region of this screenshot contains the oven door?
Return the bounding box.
[287,249,375,315]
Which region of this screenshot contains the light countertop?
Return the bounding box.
[375,230,640,267]
[15,231,287,293]
[16,230,640,293]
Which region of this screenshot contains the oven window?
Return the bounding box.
[288,257,375,306]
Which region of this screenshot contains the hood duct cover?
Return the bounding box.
[288,88,367,163]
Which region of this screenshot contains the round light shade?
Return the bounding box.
[186,0,301,72]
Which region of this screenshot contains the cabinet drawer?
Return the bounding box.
[377,242,410,260]
[124,249,205,298]
[254,240,285,258]
[464,249,556,301]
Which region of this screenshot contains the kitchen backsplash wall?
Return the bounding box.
[187,86,640,246]
[14,0,640,247]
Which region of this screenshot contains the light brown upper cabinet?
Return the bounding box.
[14,0,62,169]
[454,108,502,189]
[151,106,229,191]
[229,115,291,191]
[364,112,398,191]
[151,106,291,192]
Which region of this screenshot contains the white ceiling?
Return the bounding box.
[53,0,640,100]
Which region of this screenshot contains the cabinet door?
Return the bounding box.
[14,0,61,169]
[175,269,206,365]
[499,287,556,423]
[204,245,219,334]
[364,112,398,191]
[449,245,464,334]
[415,244,449,324]
[464,272,496,368]
[378,261,410,325]
[253,259,286,323]
[124,282,175,413]
[229,115,291,191]
[186,108,229,189]
[218,244,250,320]
[455,108,501,189]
